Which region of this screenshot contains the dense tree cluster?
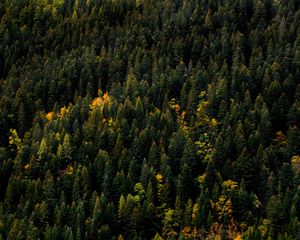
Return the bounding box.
[0,0,299,239]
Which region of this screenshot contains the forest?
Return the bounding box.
[0,0,299,239]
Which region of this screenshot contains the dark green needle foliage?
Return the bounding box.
[0,0,299,239]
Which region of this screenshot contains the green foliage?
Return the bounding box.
[162,209,179,239]
[0,0,298,239]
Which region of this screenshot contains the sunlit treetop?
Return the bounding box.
[45,112,54,121]
[9,129,22,150]
[90,90,112,111]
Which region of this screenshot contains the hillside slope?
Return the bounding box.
[0,0,299,239]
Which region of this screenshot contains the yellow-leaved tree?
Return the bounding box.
[209,180,241,239]
[9,129,22,150]
[169,98,188,131]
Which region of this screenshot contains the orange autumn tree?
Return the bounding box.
[45,111,54,121]
[90,89,112,111]
[45,105,70,121]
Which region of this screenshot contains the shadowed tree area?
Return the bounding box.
[0,0,299,239]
